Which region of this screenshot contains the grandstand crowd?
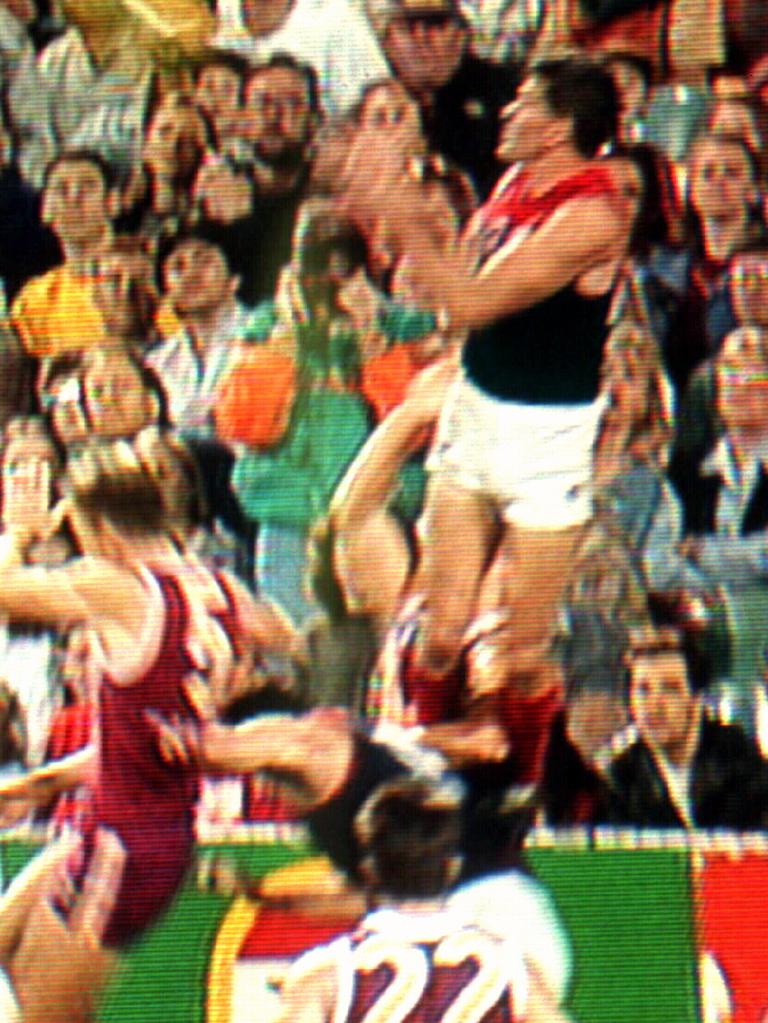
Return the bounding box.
[0,0,764,847]
[0,0,764,1018]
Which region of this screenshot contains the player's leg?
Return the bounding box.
[8,827,124,1023]
[415,475,497,676]
[9,898,118,1023]
[0,832,81,965]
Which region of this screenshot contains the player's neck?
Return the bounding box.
[522,145,590,199]
[375,896,447,915]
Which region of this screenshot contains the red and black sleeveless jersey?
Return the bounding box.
[462,163,620,405]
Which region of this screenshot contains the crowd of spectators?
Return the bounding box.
[0,0,766,838]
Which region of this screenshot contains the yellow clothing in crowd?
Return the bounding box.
[11,265,107,358]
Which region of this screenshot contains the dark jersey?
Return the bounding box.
[462,164,619,405]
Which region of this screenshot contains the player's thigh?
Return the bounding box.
[0,834,78,966]
[498,524,584,644]
[10,898,118,1023]
[419,475,497,626]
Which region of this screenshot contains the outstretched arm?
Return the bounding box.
[150,690,355,808]
[0,744,97,819]
[331,358,458,533]
[341,126,628,332]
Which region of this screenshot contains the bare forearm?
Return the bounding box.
[0,745,97,803]
[421,720,510,768]
[331,403,429,530]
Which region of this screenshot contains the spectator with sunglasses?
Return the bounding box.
[599,626,768,829]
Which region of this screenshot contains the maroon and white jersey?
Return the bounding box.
[287,904,529,1023]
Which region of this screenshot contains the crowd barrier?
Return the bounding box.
[3,825,767,1023]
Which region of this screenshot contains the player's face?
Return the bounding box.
[629,652,696,754]
[495,76,567,164]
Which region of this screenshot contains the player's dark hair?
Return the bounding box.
[355,778,463,899]
[532,58,620,157]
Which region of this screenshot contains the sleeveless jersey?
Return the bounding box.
[299,906,528,1023]
[93,572,199,946]
[462,163,619,405]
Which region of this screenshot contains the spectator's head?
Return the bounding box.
[605,142,683,258]
[686,133,762,247]
[1,416,61,533]
[707,72,764,156]
[142,91,214,189]
[625,626,708,760]
[369,0,467,99]
[193,53,247,127]
[596,326,673,478]
[93,239,158,346]
[715,322,768,438]
[0,679,24,767]
[243,54,321,176]
[42,349,166,447]
[239,0,296,38]
[42,151,120,250]
[355,78,425,150]
[497,59,619,164]
[292,198,369,311]
[603,53,653,135]
[161,230,240,320]
[727,243,768,329]
[59,624,94,704]
[355,777,464,899]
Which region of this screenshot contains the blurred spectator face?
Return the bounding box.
[688,137,758,223]
[42,158,115,247]
[602,342,655,426]
[716,336,768,435]
[708,100,763,153]
[244,66,315,169]
[359,80,424,150]
[143,95,210,181]
[195,64,242,124]
[163,238,238,317]
[1,420,58,533]
[605,57,649,127]
[629,651,697,756]
[45,371,89,447]
[606,155,644,226]
[61,625,92,704]
[728,250,768,327]
[383,13,465,96]
[93,249,158,343]
[81,349,160,439]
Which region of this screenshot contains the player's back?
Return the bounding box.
[333,905,528,1023]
